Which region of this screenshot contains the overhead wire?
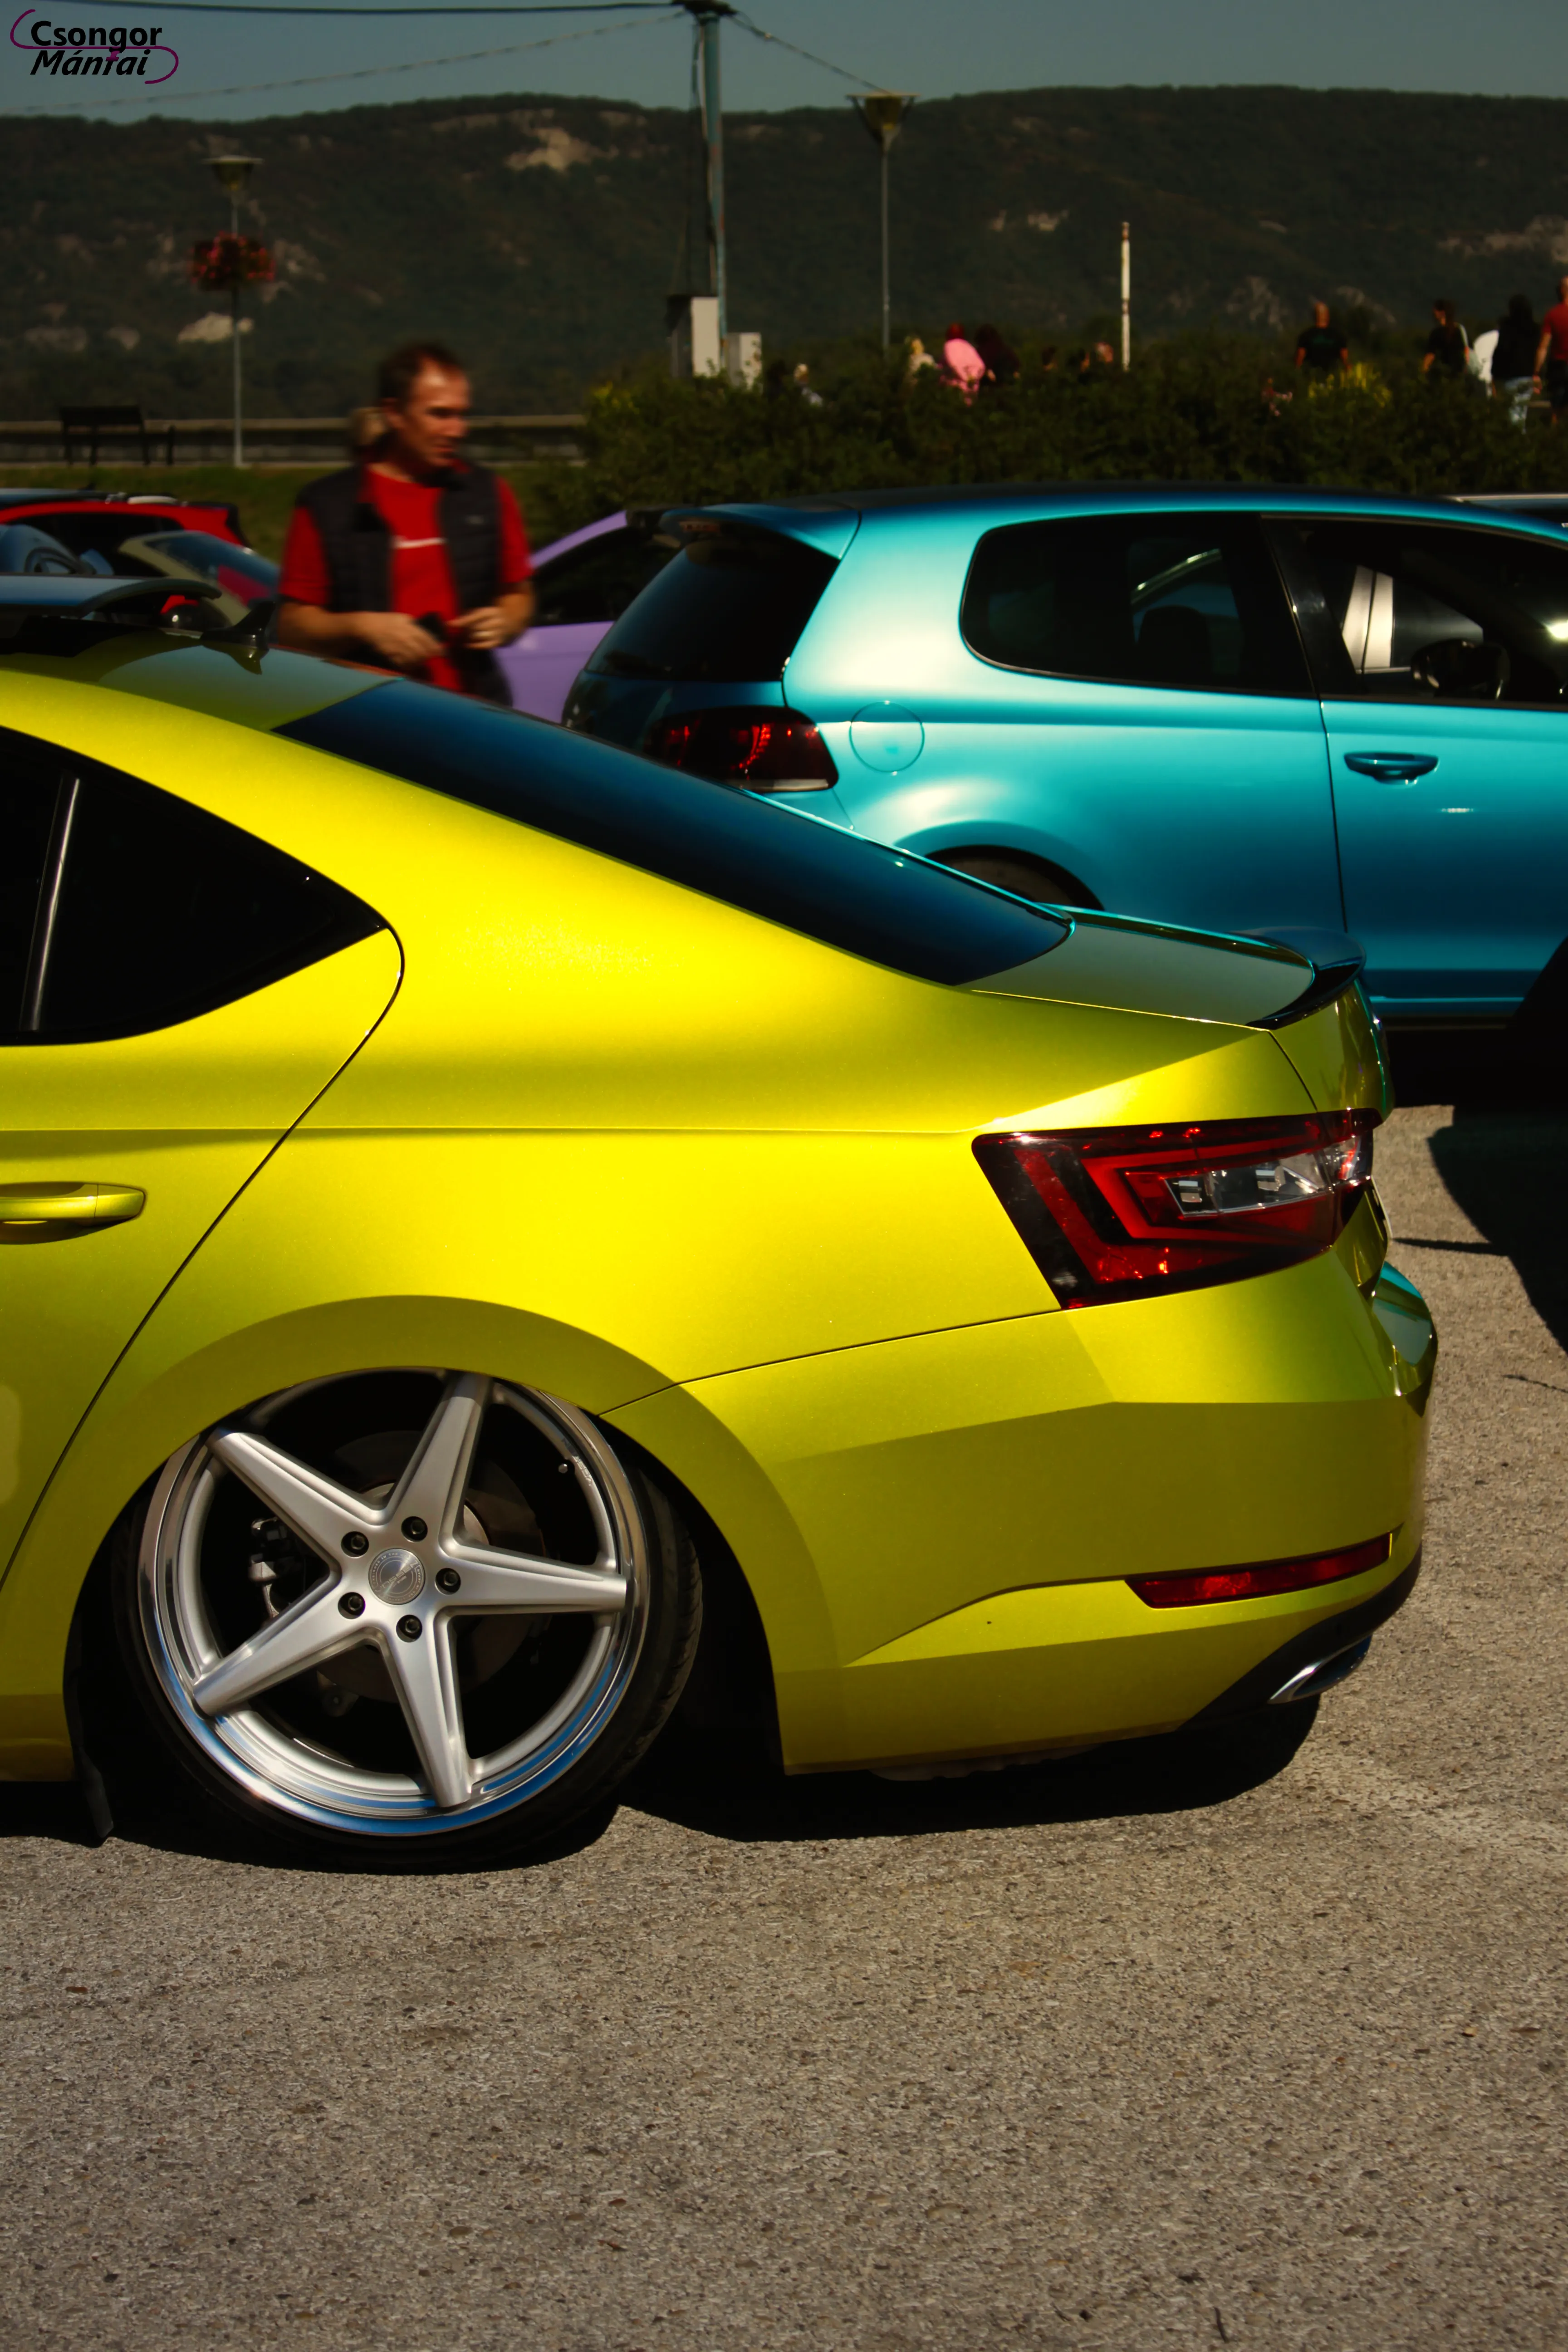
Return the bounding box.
[14,0,890,134]
[727,7,883,93]
[37,2,673,14]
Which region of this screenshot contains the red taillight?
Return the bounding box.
[975,1111,1377,1307]
[643,705,838,791]
[1129,1533,1392,1607]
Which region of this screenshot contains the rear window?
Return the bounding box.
[584,520,836,683]
[120,530,277,603]
[277,682,1066,986]
[15,507,205,573]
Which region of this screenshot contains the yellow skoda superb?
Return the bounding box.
[0,579,1435,1862]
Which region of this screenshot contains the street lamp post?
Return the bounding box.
[850,93,916,351]
[677,3,732,344]
[209,154,260,466]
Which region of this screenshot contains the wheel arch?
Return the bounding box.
[0,1296,815,1783]
[602,1418,781,1754]
[909,836,1103,911]
[931,847,1105,908]
[0,1296,671,1778]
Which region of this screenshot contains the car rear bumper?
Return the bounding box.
[610,1221,1436,1773]
[1190,1551,1421,1722]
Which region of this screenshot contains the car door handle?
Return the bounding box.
[0,1181,145,1228]
[1342,752,1439,784]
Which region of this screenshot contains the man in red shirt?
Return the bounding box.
[1535,277,1568,426]
[277,340,534,699]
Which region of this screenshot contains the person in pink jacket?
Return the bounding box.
[941,322,988,404]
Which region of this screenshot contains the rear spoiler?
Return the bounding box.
[655,502,861,562]
[1247,928,1367,1029]
[0,574,273,650]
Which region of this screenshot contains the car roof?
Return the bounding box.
[0,488,223,510]
[529,505,676,569]
[693,481,1568,547]
[530,510,626,568]
[0,489,245,538]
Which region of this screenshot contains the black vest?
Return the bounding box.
[293,461,511,703]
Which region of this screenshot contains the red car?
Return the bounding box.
[0,489,277,621]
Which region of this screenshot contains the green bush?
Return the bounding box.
[554,335,1568,521]
[51,337,1568,561]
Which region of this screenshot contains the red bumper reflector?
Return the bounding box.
[1128,1533,1393,1608]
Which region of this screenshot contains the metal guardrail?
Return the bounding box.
[0,415,586,467]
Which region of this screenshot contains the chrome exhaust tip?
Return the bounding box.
[1268,1633,1373,1706]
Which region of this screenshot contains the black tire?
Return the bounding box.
[933,848,1102,911]
[102,1368,701,1867]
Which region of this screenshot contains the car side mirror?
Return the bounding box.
[1410,636,1510,700]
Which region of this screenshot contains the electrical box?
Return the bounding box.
[724,331,762,387]
[666,294,721,379]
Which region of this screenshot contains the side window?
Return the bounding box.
[0,742,58,1027]
[532,529,677,628]
[1271,520,1568,706]
[0,728,382,1044]
[960,513,1312,695]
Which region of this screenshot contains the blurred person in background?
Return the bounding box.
[973,324,1020,386]
[1422,298,1470,382]
[1294,300,1348,376]
[1068,341,1118,385]
[277,339,533,703]
[792,361,825,409]
[941,323,987,403]
[1536,278,1568,426]
[1491,293,1539,426]
[346,404,386,457]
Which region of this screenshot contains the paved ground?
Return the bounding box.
[2,1102,1566,2352]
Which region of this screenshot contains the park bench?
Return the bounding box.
[59,405,176,469]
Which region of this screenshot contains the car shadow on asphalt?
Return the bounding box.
[0,1782,106,1849]
[1383,1033,1568,1353]
[1428,1109,1568,1357]
[0,1770,621,1874]
[1386,1028,1568,1116]
[622,1703,1321,1846]
[0,1707,1321,1867]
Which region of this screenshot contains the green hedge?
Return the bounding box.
[47,338,1568,560]
[550,337,1568,527]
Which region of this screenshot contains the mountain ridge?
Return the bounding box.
[3,82,1567,415]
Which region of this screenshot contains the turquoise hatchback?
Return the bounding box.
[565,488,1568,1026]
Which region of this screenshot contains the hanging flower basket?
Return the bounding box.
[189,234,275,293]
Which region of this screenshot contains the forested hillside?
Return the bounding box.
[3,82,1567,415]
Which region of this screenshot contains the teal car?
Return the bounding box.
[566,488,1568,1028]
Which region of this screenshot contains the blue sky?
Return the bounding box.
[8,0,1568,122]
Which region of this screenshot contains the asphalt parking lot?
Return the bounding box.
[1,1098,1565,2352]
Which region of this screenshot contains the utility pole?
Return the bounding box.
[851,93,916,349]
[209,153,259,465]
[681,2,733,342]
[1121,220,1131,372]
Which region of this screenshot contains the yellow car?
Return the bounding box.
[0,578,1435,1862]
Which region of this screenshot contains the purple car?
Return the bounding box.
[497,508,676,720]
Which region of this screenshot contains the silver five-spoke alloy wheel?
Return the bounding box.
[136,1370,655,1840]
